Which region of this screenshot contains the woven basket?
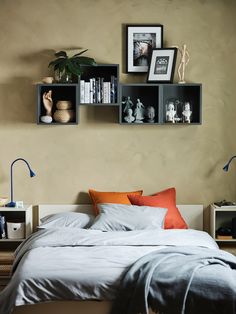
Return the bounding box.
[53,110,75,123]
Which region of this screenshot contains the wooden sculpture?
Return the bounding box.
[177,44,190,84]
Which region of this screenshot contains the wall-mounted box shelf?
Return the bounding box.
[80,64,119,105]
[37,84,79,125]
[120,83,202,125]
[36,64,202,126]
[120,84,160,124]
[162,84,202,125]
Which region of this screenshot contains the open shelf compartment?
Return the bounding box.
[119,84,160,125]
[80,64,119,105]
[161,84,202,124]
[37,84,78,125]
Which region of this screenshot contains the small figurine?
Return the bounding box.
[177,44,190,84]
[182,102,192,123]
[40,90,53,123]
[134,98,145,123]
[124,108,135,123]
[166,102,177,123]
[122,96,134,113]
[146,106,155,123]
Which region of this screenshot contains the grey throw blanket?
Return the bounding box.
[111,246,236,314]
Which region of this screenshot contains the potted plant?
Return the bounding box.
[48,49,96,83]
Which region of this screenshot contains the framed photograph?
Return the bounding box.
[147,48,177,83]
[126,24,163,73]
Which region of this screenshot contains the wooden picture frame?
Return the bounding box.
[126,24,163,73]
[147,48,177,83]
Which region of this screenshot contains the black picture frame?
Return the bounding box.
[126,24,163,73]
[147,48,177,83]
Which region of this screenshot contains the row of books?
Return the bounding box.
[0,215,6,239]
[0,251,14,277]
[80,76,117,104]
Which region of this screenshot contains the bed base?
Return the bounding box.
[13,301,156,314]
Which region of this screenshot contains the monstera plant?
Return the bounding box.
[49,49,96,83]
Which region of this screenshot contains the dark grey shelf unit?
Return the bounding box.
[79,64,119,105]
[120,84,160,125]
[120,83,202,125]
[161,84,202,125]
[37,84,79,125]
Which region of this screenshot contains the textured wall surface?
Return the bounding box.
[0,0,236,226]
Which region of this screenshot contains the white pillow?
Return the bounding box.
[89,203,167,231]
[39,212,94,229]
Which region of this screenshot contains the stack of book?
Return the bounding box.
[0,214,6,239]
[80,75,117,104]
[0,251,14,277]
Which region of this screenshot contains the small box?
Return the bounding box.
[7,222,25,239]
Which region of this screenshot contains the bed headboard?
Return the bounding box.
[37,204,203,230]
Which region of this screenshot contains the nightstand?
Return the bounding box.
[0,205,32,290]
[210,204,236,255]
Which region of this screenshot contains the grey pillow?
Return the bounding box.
[39,212,94,229]
[89,203,167,231]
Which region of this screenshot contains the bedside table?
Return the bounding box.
[0,205,32,290]
[210,204,236,254]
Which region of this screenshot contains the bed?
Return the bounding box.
[0,204,234,314]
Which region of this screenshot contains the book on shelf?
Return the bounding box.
[84,82,90,103]
[0,251,14,264]
[0,215,6,239]
[80,80,85,103]
[80,75,117,104]
[214,204,236,209]
[103,82,111,104]
[110,75,117,103]
[216,235,233,240]
[0,264,12,276]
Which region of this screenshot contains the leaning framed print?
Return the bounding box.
[126,24,163,73]
[147,48,177,83]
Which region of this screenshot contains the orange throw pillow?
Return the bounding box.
[89,189,143,215]
[128,188,188,229]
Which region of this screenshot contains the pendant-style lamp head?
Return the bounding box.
[223,156,236,172]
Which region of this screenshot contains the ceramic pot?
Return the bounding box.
[53,110,75,123]
[56,101,72,110]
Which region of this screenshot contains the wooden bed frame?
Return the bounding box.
[13,204,203,314]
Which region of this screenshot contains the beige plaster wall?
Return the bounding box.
[0,0,236,223]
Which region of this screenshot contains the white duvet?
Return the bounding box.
[0,228,218,314]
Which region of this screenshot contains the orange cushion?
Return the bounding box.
[128,188,188,229]
[89,189,143,215]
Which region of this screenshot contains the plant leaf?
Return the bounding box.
[67,60,80,75]
[73,49,88,57]
[48,58,65,68]
[58,59,67,72]
[73,56,96,65]
[55,51,67,58]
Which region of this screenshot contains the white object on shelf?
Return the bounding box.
[7,222,25,239]
[15,201,24,208]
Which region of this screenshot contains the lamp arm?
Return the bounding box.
[10,158,34,203]
[225,155,236,169]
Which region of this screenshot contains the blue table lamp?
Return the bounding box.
[223,155,236,172]
[7,158,36,207]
